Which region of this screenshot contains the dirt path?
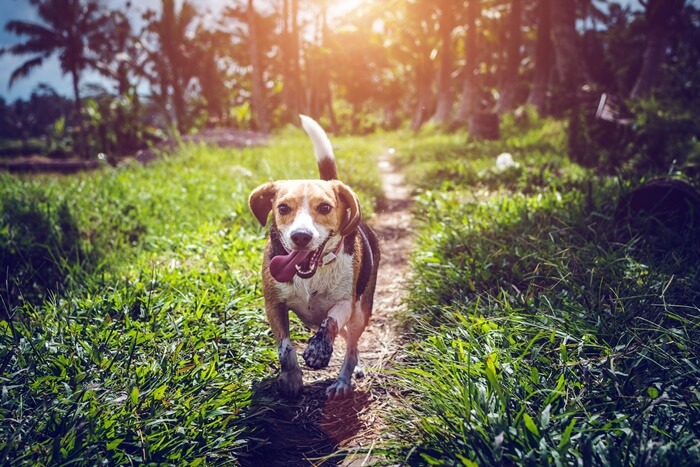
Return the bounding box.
[244,151,413,466]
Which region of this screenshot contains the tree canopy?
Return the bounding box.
[0,0,698,166]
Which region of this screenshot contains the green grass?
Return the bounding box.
[0,129,384,464]
[3,118,699,465]
[382,117,700,465]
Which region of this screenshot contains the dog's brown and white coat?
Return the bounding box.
[249,116,380,399]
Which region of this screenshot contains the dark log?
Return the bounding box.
[468,112,500,140]
[0,156,101,174]
[616,178,700,249]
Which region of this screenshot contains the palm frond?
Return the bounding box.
[5,37,59,56]
[4,20,56,40]
[8,57,45,88]
[37,0,77,29]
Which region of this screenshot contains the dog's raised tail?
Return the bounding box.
[300,114,337,181]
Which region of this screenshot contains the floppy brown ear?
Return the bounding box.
[248,182,278,227]
[333,181,361,236]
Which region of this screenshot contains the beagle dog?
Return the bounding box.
[248,115,380,400]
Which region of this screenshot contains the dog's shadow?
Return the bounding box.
[242,377,371,466]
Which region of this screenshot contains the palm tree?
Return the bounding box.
[453,0,481,127]
[550,0,585,111]
[495,0,523,114]
[430,0,456,126]
[1,0,108,158]
[630,0,686,99]
[247,0,269,132]
[142,0,199,133]
[526,0,553,114]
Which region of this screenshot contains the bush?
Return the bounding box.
[0,140,45,158]
[624,98,700,172]
[568,96,700,175]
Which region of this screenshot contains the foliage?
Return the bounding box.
[382,120,700,465]
[569,95,700,175]
[45,116,72,158]
[0,131,384,464]
[82,89,158,156]
[623,97,700,173]
[0,87,71,155]
[0,139,45,158]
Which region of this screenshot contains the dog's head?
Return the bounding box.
[249,179,361,280]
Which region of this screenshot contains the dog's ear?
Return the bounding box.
[333,181,361,236]
[249,182,278,227]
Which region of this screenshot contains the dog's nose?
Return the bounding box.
[291,230,313,248]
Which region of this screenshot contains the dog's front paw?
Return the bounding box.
[303,333,333,369]
[303,318,338,369]
[279,370,303,400]
[326,377,353,400]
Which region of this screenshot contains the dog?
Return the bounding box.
[248,115,380,400]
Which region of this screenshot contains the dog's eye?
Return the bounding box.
[277,204,292,215]
[316,203,332,215]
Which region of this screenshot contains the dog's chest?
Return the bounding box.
[276,254,354,327]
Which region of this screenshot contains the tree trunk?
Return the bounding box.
[172,78,187,133]
[281,0,290,118]
[550,0,584,111]
[630,28,668,99]
[290,0,303,116]
[281,0,300,121]
[630,0,685,99]
[453,0,480,126]
[526,0,552,113]
[430,0,455,125]
[324,85,338,133]
[70,68,87,158]
[248,0,269,132]
[411,59,433,131]
[495,0,523,114]
[319,0,338,132]
[469,112,500,140]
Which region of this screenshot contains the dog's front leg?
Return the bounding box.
[303,299,351,369]
[267,302,303,399]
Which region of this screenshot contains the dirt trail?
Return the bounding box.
[244,151,414,466]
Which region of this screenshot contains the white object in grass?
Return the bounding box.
[495,152,518,170]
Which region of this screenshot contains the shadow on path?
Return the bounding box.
[242,378,372,466]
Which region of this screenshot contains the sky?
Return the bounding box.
[0,0,670,103]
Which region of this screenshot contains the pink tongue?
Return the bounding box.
[270,250,312,282]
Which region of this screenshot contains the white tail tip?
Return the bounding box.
[299,114,334,163]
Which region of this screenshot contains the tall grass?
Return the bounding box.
[0,129,383,464]
[384,116,700,465]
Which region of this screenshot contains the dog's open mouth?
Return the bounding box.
[270,236,332,282]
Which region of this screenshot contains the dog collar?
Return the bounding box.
[321,236,344,266]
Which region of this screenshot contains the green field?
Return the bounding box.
[1,119,698,465]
